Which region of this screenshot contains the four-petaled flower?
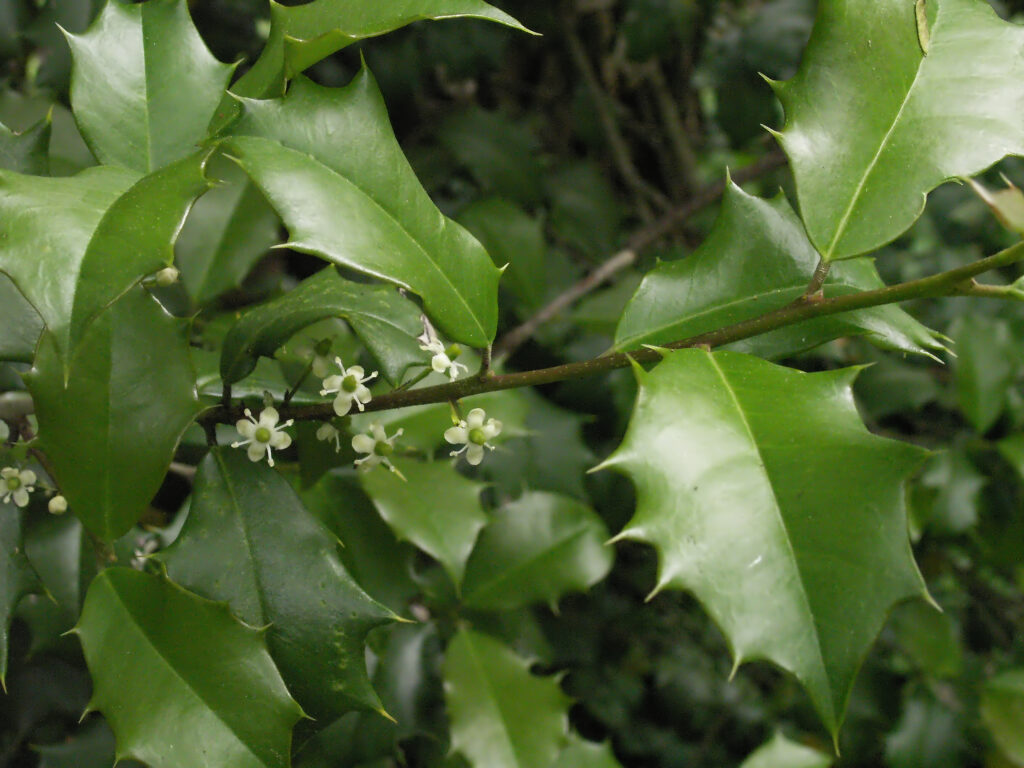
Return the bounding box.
[316,422,342,453]
[419,328,469,380]
[321,358,377,416]
[445,408,502,465]
[232,407,293,466]
[352,423,405,478]
[2,467,36,507]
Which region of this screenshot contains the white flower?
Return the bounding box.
[320,357,377,416]
[316,422,342,452]
[444,408,502,466]
[1,467,36,508]
[418,328,469,380]
[48,494,68,515]
[232,407,293,466]
[154,266,180,286]
[352,423,405,478]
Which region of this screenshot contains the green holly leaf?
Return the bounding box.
[25,288,201,541]
[360,460,487,589]
[159,448,400,719]
[615,182,946,360]
[597,349,929,739]
[1,504,44,689]
[950,314,1017,433]
[0,274,42,363]
[552,736,624,768]
[771,0,1024,260]
[982,669,1024,765]
[0,115,50,175]
[220,266,423,386]
[228,0,529,105]
[886,694,966,768]
[66,0,234,173]
[444,629,571,768]
[224,70,500,347]
[0,152,210,359]
[461,491,613,611]
[739,732,832,768]
[175,163,280,306]
[74,568,303,768]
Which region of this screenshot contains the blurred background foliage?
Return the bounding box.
[3,0,1024,766]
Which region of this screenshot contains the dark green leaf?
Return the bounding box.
[74,568,303,768]
[546,162,623,260]
[220,267,423,386]
[0,116,50,175]
[225,71,500,346]
[739,732,831,768]
[66,0,234,173]
[462,491,613,611]
[950,314,1016,433]
[982,669,1024,765]
[360,460,487,589]
[615,182,946,360]
[0,274,43,363]
[159,449,400,719]
[1,504,43,688]
[598,349,929,738]
[25,288,200,540]
[772,0,1024,259]
[552,736,624,768]
[35,717,146,768]
[888,599,962,678]
[444,629,570,768]
[886,695,966,768]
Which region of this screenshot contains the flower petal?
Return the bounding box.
[236,419,255,438]
[431,355,450,373]
[352,434,376,454]
[270,431,292,450]
[259,407,279,427]
[333,394,354,417]
[247,443,267,462]
[444,426,468,444]
[19,470,36,486]
[466,409,486,428]
[13,489,29,507]
[466,444,485,465]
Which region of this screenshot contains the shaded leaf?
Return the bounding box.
[886,694,966,768]
[739,732,831,768]
[546,162,623,260]
[615,182,946,359]
[74,568,303,768]
[772,0,1024,259]
[1,504,44,688]
[35,717,146,768]
[0,152,210,359]
[220,267,423,386]
[66,0,234,173]
[552,736,624,768]
[159,448,399,719]
[462,491,613,611]
[950,314,1016,433]
[598,349,929,738]
[0,115,50,175]
[360,460,487,589]
[0,274,43,363]
[25,288,200,540]
[888,599,962,679]
[225,70,500,346]
[982,669,1024,765]
[444,629,570,768]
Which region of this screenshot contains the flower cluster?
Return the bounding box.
[445,408,503,465]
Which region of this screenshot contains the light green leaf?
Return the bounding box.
[1,504,44,688]
[360,460,487,589]
[968,177,1024,237]
[598,349,929,738]
[552,736,624,768]
[220,266,423,386]
[25,288,201,541]
[159,449,399,719]
[0,152,210,359]
[982,669,1024,765]
[225,71,500,346]
[175,164,280,306]
[615,182,946,360]
[66,0,234,173]
[739,732,832,768]
[228,0,529,104]
[444,629,570,768]
[458,197,547,310]
[462,491,613,611]
[950,314,1016,433]
[0,115,50,174]
[771,0,1024,259]
[74,568,303,768]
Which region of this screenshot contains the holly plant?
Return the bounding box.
[2,0,1024,766]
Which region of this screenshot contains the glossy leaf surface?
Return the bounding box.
[75,568,302,768]
[220,267,423,385]
[444,629,570,768]
[159,448,399,718]
[1,505,43,688]
[25,288,200,540]
[772,0,1024,259]
[225,71,500,346]
[599,349,929,737]
[0,152,209,358]
[461,491,613,611]
[66,0,233,173]
[615,182,946,359]
[981,669,1024,764]
[360,460,487,589]
[739,732,831,768]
